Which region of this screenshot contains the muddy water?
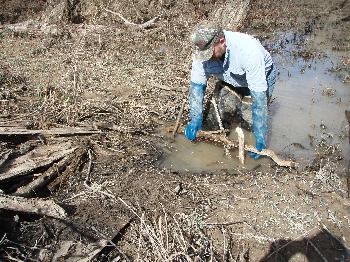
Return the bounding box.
[161,33,350,172]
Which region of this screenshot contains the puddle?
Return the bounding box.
[269,32,350,166]
[160,32,350,172]
[160,132,271,173]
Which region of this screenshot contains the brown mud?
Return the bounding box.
[0,0,349,261]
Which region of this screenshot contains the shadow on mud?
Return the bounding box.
[260,229,350,261]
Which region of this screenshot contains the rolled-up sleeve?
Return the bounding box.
[191,59,208,85]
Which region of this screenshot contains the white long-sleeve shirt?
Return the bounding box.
[191,31,273,92]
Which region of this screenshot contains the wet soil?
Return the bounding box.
[0,0,349,261]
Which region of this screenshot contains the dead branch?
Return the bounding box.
[172,100,186,138]
[321,224,350,251]
[104,8,159,29]
[0,140,40,170]
[0,127,101,136]
[93,122,145,134]
[14,155,74,197]
[48,147,88,191]
[211,97,231,158]
[168,126,297,167]
[0,142,77,182]
[0,20,60,36]
[91,219,134,261]
[149,82,187,93]
[0,193,66,218]
[345,110,350,198]
[236,127,245,164]
[307,239,329,262]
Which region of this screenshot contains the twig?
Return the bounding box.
[211,98,231,158]
[14,156,70,196]
[205,221,245,226]
[235,126,245,164]
[0,233,7,245]
[321,224,350,251]
[307,239,329,262]
[211,98,224,131]
[0,150,12,169]
[86,149,93,183]
[0,127,101,136]
[172,99,186,138]
[104,8,159,29]
[73,65,77,91]
[150,82,186,93]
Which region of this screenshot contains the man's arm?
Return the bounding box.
[184,60,208,141]
[184,82,207,140]
[249,90,268,159]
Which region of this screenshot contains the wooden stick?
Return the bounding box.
[48,147,88,191]
[235,127,245,164]
[0,140,40,170]
[0,194,66,218]
[104,8,159,29]
[0,127,101,136]
[307,239,329,262]
[172,99,186,138]
[0,142,77,182]
[321,224,350,251]
[14,154,76,197]
[211,98,231,158]
[211,98,224,131]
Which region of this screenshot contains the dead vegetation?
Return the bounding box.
[0,0,350,261]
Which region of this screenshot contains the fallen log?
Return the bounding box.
[0,193,66,218]
[0,140,40,170]
[0,127,101,136]
[0,142,77,182]
[168,126,297,167]
[48,147,88,191]
[14,155,73,197]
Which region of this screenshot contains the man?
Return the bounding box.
[184,22,276,159]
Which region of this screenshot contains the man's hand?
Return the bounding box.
[248,139,266,160]
[184,119,202,141]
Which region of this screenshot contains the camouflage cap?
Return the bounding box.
[191,22,222,62]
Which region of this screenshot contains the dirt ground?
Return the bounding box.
[0,0,349,261]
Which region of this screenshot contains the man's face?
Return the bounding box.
[212,38,226,60]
